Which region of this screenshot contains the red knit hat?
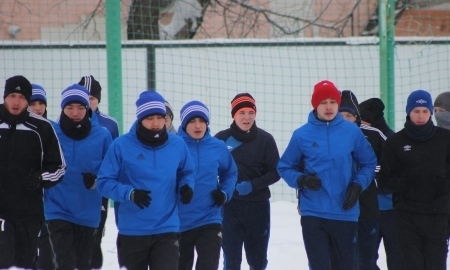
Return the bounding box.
[311,80,341,110]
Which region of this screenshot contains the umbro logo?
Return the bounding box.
[137,153,145,159]
[403,145,411,151]
[311,142,319,148]
[416,99,427,104]
[15,86,21,91]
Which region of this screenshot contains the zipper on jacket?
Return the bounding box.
[327,121,330,154]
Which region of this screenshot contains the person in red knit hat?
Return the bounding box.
[278,80,377,270]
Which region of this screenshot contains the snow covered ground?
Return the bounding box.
[99,200,450,270]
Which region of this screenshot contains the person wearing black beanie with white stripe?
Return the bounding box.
[78,75,119,269]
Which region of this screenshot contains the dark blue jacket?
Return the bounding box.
[95,108,119,139]
[215,126,280,201]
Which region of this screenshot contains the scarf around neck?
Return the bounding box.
[59,111,92,140]
[136,122,169,146]
[230,121,258,142]
[404,117,436,142]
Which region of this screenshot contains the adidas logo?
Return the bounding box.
[154,134,159,138]
[15,86,21,91]
[137,153,145,159]
[403,145,411,151]
[227,145,233,150]
[76,124,81,128]
[416,99,427,104]
[311,142,319,148]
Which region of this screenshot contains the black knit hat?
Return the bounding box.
[78,75,101,103]
[359,98,385,124]
[231,93,256,118]
[4,75,32,103]
[339,90,360,121]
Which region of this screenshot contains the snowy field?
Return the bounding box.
[98,200,450,270]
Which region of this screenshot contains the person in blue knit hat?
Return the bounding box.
[43,84,112,270]
[96,90,196,270]
[29,83,59,270]
[379,89,450,270]
[29,83,47,118]
[177,100,237,270]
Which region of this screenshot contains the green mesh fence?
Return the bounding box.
[1,0,449,202]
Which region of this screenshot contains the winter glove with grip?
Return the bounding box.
[297,174,322,190]
[180,185,193,204]
[81,172,97,190]
[343,183,362,210]
[131,189,152,209]
[212,190,227,206]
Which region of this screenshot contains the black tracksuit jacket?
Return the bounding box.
[379,127,450,215]
[0,108,65,222]
[215,127,280,201]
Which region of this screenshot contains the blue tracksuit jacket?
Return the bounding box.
[95,108,119,139]
[177,127,237,232]
[44,113,112,227]
[277,111,377,222]
[96,121,196,235]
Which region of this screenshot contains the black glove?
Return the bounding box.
[25,173,43,190]
[212,190,227,206]
[343,183,362,210]
[81,173,97,190]
[180,184,193,204]
[131,189,152,209]
[297,174,322,190]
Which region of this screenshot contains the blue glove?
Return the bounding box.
[235,181,252,195]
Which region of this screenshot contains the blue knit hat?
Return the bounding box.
[61,84,90,109]
[136,90,166,121]
[180,100,210,129]
[31,84,47,105]
[406,90,433,115]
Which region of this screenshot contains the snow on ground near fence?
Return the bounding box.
[99,200,440,270]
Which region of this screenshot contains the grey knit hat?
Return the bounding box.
[434,92,450,112]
